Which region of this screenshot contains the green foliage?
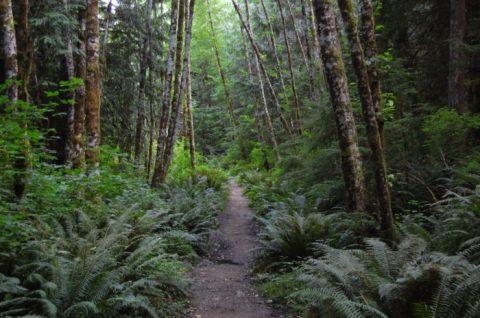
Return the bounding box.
[0,148,228,316]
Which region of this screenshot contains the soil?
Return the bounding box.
[190,180,280,318]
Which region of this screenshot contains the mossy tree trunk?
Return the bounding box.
[338,0,395,242]
[85,0,102,170]
[276,0,303,135]
[448,0,466,113]
[72,8,87,170]
[152,0,180,188]
[312,0,366,212]
[358,0,383,144]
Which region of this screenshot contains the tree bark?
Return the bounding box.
[152,0,180,187]
[72,7,87,169]
[312,0,366,212]
[239,0,280,160]
[233,0,291,136]
[448,0,466,113]
[134,0,154,166]
[16,0,33,103]
[206,0,237,129]
[259,0,287,93]
[185,59,196,169]
[1,0,30,200]
[338,0,395,242]
[1,0,17,103]
[85,0,102,170]
[64,0,76,167]
[160,0,195,183]
[358,0,383,142]
[276,0,303,135]
[285,0,316,100]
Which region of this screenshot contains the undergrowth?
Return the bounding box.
[0,145,228,317]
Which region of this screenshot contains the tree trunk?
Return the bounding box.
[151,0,180,188]
[72,7,87,169]
[1,0,29,200]
[233,0,291,136]
[259,0,287,93]
[160,0,195,183]
[1,0,17,103]
[312,0,366,212]
[276,0,303,135]
[448,0,466,113]
[358,0,383,143]
[134,0,154,166]
[16,0,33,103]
[338,0,395,242]
[64,0,76,167]
[285,0,316,100]
[85,0,102,170]
[185,60,196,169]
[206,0,237,129]
[239,0,280,160]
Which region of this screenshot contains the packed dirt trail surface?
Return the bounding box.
[191,180,279,318]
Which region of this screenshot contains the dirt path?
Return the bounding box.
[190,180,279,318]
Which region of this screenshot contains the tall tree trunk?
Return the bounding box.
[151,0,180,188]
[1,0,29,200]
[233,0,291,136]
[1,0,17,103]
[72,7,87,169]
[134,0,154,166]
[16,0,33,102]
[100,0,112,72]
[239,0,280,160]
[259,0,287,93]
[64,0,76,167]
[312,0,366,212]
[206,0,237,129]
[185,60,196,169]
[358,0,383,143]
[85,0,102,170]
[448,0,466,113]
[160,0,195,183]
[276,0,303,134]
[285,0,316,100]
[338,0,395,242]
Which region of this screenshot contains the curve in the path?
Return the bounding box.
[191,180,279,318]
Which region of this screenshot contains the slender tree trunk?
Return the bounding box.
[338,0,395,242]
[16,0,33,103]
[100,0,112,72]
[312,0,366,212]
[134,0,153,166]
[85,0,102,170]
[1,0,29,200]
[259,0,287,93]
[358,0,383,142]
[285,0,316,100]
[239,0,280,160]
[152,0,180,187]
[239,19,267,160]
[206,0,237,129]
[276,0,303,134]
[185,60,196,169]
[72,7,87,169]
[64,0,76,167]
[1,0,17,103]
[160,0,195,183]
[448,0,466,113]
[233,0,291,136]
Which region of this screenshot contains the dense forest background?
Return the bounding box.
[1,0,480,317]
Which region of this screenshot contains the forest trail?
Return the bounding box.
[190,180,279,318]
